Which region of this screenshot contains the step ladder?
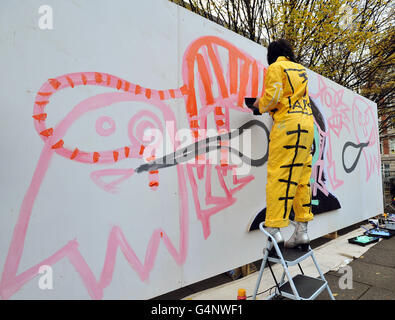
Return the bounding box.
[252,222,335,300]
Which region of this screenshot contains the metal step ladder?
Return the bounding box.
[253,222,335,300]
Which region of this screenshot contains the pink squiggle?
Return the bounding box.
[310,75,348,190]
[352,96,381,181]
[95,116,116,137]
[90,168,135,193]
[186,162,253,239]
[1,90,189,300]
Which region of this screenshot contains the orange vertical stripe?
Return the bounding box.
[145,88,151,99]
[207,44,228,98]
[93,152,100,163]
[169,89,175,98]
[196,53,214,105]
[238,61,251,107]
[158,91,165,100]
[81,74,87,85]
[251,61,258,97]
[113,151,119,162]
[124,146,130,158]
[139,145,145,155]
[116,79,122,90]
[124,81,130,92]
[229,53,238,94]
[95,72,102,83]
[135,85,141,94]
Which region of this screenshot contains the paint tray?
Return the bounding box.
[363,228,395,239]
[348,235,380,246]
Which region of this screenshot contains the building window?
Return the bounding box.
[390,139,395,154]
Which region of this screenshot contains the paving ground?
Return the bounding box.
[316,235,395,300]
[152,222,395,300]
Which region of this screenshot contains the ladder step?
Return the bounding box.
[268,247,312,265]
[278,275,326,300]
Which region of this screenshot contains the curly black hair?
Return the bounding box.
[267,39,296,65]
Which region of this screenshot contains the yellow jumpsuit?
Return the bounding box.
[259,56,314,228]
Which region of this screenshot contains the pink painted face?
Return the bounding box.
[32,73,184,194]
[0,72,191,300]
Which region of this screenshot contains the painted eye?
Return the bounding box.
[95,116,116,137]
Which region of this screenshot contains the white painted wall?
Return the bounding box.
[0,0,382,299]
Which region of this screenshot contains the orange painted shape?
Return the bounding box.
[146,155,155,162]
[70,148,79,160]
[207,44,228,98]
[169,89,175,98]
[238,61,251,107]
[113,150,119,162]
[160,231,163,238]
[38,91,53,97]
[145,88,151,99]
[36,100,49,107]
[124,81,130,92]
[196,53,214,105]
[93,152,100,163]
[106,74,111,86]
[32,113,47,121]
[215,107,224,116]
[48,79,61,90]
[135,85,142,95]
[81,74,87,85]
[158,91,165,100]
[180,85,188,95]
[116,79,122,90]
[190,120,199,128]
[124,146,130,158]
[139,145,145,155]
[149,170,159,174]
[95,72,102,83]
[51,139,64,149]
[40,128,53,137]
[229,53,238,94]
[216,119,225,127]
[149,181,159,187]
[66,76,75,88]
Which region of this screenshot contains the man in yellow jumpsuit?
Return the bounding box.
[252,39,314,252]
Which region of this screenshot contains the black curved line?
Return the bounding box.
[342,141,369,173]
[135,119,270,173]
